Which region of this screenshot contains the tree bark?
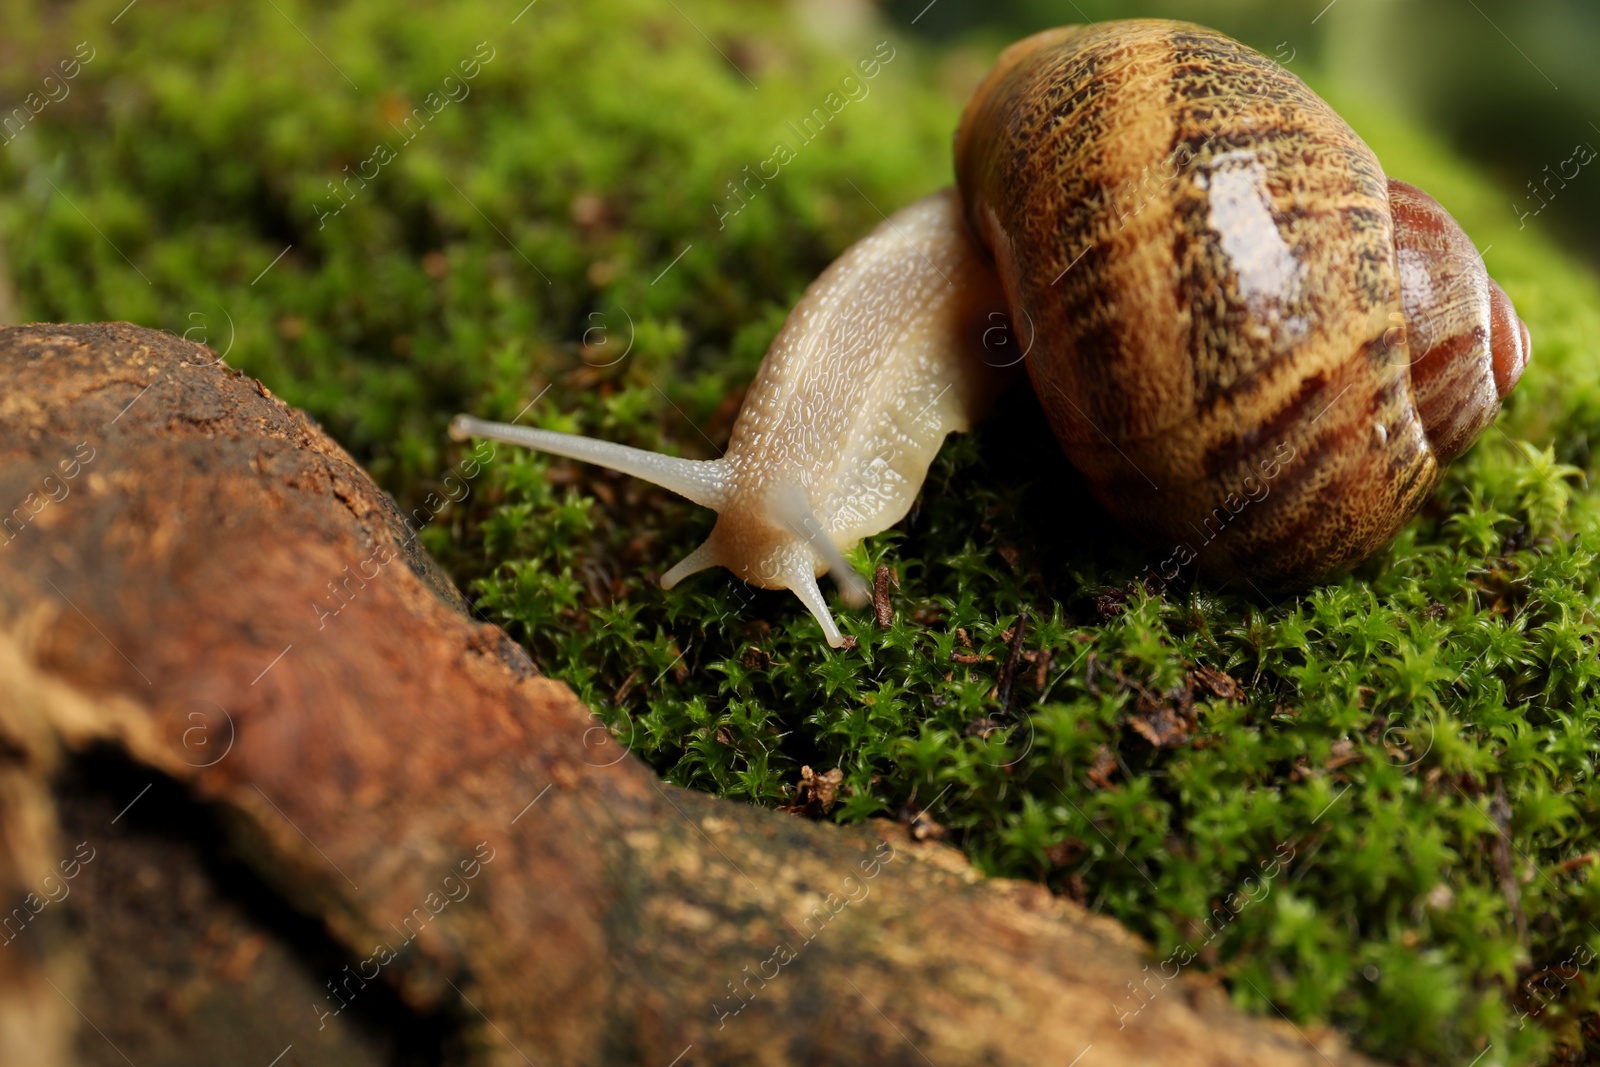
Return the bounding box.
[0,322,1377,1066]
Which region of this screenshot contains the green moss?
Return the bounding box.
[4,2,1599,1063]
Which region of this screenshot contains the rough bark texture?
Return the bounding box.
[0,323,1378,1066]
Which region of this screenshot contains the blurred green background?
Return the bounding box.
[888,0,1600,272]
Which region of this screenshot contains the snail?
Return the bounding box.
[450,19,1530,648]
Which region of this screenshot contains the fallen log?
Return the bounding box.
[0,322,1375,1066]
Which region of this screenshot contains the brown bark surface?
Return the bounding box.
[0,322,1377,1066]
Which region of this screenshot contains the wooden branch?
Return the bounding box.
[0,323,1377,1066]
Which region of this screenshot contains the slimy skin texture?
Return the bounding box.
[453,19,1529,643]
[451,189,1009,647]
[956,20,1527,589]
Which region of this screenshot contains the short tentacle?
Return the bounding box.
[781,557,847,648]
[661,537,723,589]
[761,482,871,608]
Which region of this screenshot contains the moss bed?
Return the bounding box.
[4,0,1599,1063]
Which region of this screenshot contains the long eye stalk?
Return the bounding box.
[448,415,733,511]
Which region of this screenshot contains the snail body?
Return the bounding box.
[452,19,1529,646]
[451,190,1008,647]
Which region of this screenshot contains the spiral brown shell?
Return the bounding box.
[955,19,1526,590]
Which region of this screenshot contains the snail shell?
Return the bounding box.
[957,20,1528,590]
[451,19,1529,645]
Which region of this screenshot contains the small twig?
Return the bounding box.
[995,608,1030,711]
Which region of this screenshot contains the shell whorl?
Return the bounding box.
[954,19,1526,589]
[1389,178,1530,465]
